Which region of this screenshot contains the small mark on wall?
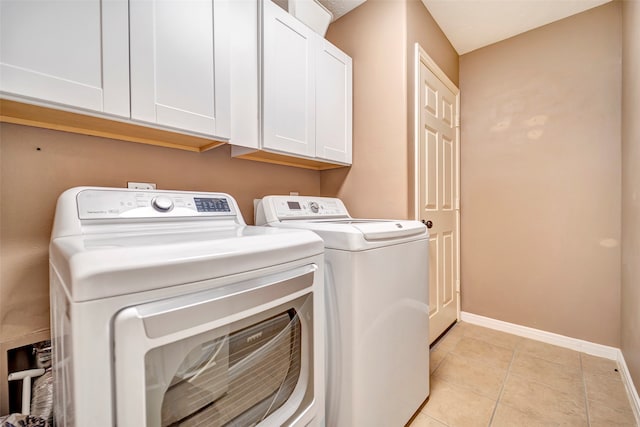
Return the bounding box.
[527,129,544,140]
[599,238,619,248]
[491,119,511,132]
[524,114,549,127]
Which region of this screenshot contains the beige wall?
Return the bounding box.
[459,3,622,346]
[321,0,409,219]
[0,124,320,344]
[621,0,640,392]
[321,0,459,220]
[405,0,459,216]
[405,0,458,88]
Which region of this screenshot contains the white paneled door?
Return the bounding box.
[415,44,460,344]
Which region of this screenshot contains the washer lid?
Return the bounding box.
[50,226,323,302]
[270,219,427,250]
[307,219,425,240]
[349,220,426,240]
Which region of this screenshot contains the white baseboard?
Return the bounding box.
[460,311,619,358]
[617,350,640,425]
[460,311,640,425]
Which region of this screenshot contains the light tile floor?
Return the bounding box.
[410,322,638,427]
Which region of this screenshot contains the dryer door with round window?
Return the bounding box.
[112,265,317,426]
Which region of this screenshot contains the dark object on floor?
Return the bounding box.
[0,414,49,427]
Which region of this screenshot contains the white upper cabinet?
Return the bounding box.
[129,0,230,138]
[262,0,316,158]
[231,0,352,168]
[315,39,352,164]
[1,0,230,142]
[0,0,130,117]
[261,0,352,165]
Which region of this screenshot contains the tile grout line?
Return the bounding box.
[580,354,592,427]
[453,321,635,425]
[486,343,518,426]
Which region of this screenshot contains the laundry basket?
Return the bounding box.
[30,341,53,423]
[4,341,53,427]
[0,414,49,427]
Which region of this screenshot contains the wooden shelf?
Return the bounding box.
[232,147,349,171]
[0,99,226,152]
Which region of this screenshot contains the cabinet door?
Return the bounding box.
[0,0,129,117]
[315,40,352,164]
[130,0,230,138]
[262,0,316,158]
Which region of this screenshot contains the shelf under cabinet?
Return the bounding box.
[0,99,226,152]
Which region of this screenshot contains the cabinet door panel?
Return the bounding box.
[316,40,352,164]
[262,0,315,158]
[0,0,129,116]
[130,0,230,138]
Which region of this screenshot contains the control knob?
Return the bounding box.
[152,196,174,212]
[309,201,320,213]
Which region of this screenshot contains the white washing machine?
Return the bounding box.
[49,187,325,427]
[255,196,430,427]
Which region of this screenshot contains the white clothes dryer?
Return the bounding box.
[49,187,325,427]
[255,196,430,427]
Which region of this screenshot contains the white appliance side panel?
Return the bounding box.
[326,241,430,426]
[323,250,356,427]
[315,39,352,164]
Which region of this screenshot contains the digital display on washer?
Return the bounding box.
[194,197,230,213]
[287,201,301,210]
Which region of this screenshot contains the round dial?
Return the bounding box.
[151,196,174,212]
[309,201,320,213]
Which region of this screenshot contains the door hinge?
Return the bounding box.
[456,279,461,292]
[455,115,460,128]
[455,198,460,210]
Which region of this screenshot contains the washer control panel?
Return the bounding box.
[77,189,235,219]
[267,196,349,219]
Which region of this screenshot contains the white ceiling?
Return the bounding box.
[317,0,367,20]
[316,0,611,55]
[421,0,612,54]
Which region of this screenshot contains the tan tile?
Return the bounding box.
[584,372,634,413]
[409,412,448,427]
[430,345,448,374]
[516,339,581,369]
[448,320,471,333]
[491,403,561,427]
[509,352,583,396]
[459,323,523,350]
[434,323,465,352]
[588,399,638,427]
[433,352,507,399]
[581,353,620,378]
[451,336,514,370]
[500,374,587,425]
[422,377,496,427]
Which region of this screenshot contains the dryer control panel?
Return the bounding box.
[258,196,350,223]
[75,188,238,220]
